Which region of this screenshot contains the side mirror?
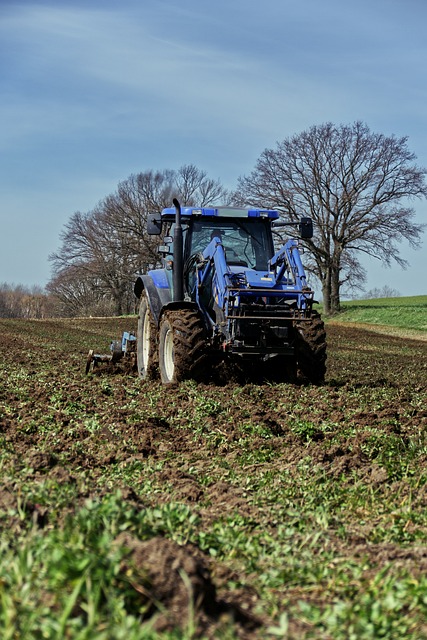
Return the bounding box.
[147,212,162,235]
[299,217,313,239]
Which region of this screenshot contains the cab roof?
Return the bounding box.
[161,206,279,219]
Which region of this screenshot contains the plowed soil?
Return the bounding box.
[1,317,426,638]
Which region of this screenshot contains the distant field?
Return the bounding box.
[326,295,427,334]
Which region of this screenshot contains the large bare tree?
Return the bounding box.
[49,201,153,316]
[49,165,231,316]
[236,122,427,314]
[47,266,117,317]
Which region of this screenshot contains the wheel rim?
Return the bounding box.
[163,328,175,381]
[142,311,150,369]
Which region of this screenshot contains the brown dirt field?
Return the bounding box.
[0,317,426,637]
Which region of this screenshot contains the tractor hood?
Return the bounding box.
[229,267,278,289]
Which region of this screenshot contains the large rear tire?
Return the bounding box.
[137,296,158,380]
[294,312,327,384]
[158,309,209,384]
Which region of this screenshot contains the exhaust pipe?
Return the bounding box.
[172,198,184,302]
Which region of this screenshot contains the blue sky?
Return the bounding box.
[1,0,426,296]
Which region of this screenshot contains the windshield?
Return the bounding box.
[187,219,273,270]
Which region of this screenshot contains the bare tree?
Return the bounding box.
[104,172,168,275]
[47,266,117,317]
[48,165,230,316]
[135,169,176,211]
[236,122,427,314]
[175,164,231,206]
[49,168,174,317]
[363,285,401,299]
[49,206,138,315]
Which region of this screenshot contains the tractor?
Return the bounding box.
[132,199,326,384]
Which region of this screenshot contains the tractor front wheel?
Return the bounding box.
[137,295,158,380]
[158,309,208,384]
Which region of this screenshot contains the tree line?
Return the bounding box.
[0,284,58,319]
[47,165,231,317]
[5,121,426,318]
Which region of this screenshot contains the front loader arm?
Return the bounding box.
[269,239,309,290]
[196,237,233,312]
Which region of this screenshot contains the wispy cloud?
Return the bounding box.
[0,4,268,148]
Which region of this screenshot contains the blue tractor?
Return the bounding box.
[133,199,326,384]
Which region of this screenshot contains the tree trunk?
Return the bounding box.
[321,263,341,316]
[322,270,332,316]
[113,291,123,316]
[330,264,341,314]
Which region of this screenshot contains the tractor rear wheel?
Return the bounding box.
[159,309,208,384]
[137,295,158,380]
[294,311,327,384]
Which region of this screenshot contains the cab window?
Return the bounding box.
[188,220,272,270]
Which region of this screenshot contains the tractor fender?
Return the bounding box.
[134,274,171,325]
[158,301,210,338]
[158,300,199,320]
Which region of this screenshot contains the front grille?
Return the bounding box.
[228,302,300,320]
